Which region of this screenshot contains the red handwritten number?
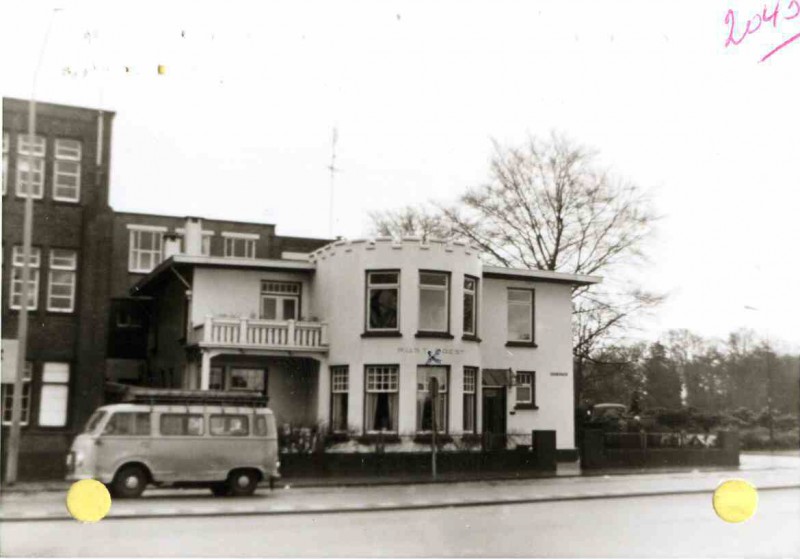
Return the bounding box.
[786,0,800,19]
[725,9,749,46]
[763,2,781,26]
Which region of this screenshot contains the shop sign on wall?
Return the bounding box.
[397,347,465,364]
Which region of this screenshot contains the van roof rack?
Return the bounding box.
[116,385,269,407]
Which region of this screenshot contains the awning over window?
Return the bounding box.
[482,368,512,387]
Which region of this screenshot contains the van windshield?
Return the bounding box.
[83,410,108,433]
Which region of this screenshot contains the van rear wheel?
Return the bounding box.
[227,470,259,497]
[111,465,148,498]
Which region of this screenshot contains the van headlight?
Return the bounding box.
[74,451,85,468]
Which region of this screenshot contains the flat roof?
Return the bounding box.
[131,254,315,294]
[481,265,602,286]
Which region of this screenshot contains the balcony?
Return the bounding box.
[193,316,329,353]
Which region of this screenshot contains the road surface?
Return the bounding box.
[2,487,798,557]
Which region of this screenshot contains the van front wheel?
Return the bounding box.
[111,465,148,498]
[227,470,259,497]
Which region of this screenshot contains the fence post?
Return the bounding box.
[239,316,248,345]
[287,319,296,347]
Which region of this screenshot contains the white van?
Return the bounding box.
[66,388,280,498]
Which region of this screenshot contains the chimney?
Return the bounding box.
[163,234,181,259]
[184,217,203,256]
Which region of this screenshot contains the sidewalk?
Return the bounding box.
[1,456,798,521]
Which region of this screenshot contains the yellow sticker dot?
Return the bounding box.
[66,479,112,523]
[713,479,758,523]
[157,64,166,75]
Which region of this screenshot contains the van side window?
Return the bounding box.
[210,415,249,436]
[254,416,267,436]
[103,412,151,436]
[160,414,204,436]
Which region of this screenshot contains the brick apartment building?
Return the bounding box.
[1,97,329,479]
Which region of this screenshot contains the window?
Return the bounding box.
[39,362,70,427]
[128,226,165,273]
[254,415,275,437]
[10,246,41,310]
[2,132,8,195]
[261,281,300,320]
[364,365,398,432]
[418,272,449,333]
[1,362,33,426]
[103,412,151,436]
[83,410,107,433]
[209,367,224,391]
[507,288,534,343]
[223,233,257,258]
[47,249,77,312]
[160,414,204,436]
[229,368,266,394]
[15,134,45,199]
[330,366,349,433]
[463,366,478,433]
[53,138,82,202]
[210,415,249,436]
[416,366,448,433]
[516,372,535,406]
[463,277,478,336]
[366,271,400,331]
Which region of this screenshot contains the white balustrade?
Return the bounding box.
[197,316,328,351]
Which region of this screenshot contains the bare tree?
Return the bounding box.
[369,132,663,364]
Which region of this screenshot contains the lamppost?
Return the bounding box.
[5,7,62,486]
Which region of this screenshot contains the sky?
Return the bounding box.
[2,0,798,350]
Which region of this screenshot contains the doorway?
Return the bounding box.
[482,387,507,450]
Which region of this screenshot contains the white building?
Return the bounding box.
[132,219,601,454]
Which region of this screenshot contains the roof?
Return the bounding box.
[481,265,602,286]
[131,254,315,295]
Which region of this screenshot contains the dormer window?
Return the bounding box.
[222,232,258,258]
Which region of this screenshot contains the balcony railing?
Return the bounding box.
[193,316,328,352]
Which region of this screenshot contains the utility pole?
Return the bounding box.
[327,127,339,239]
[5,7,61,485]
[6,100,37,486]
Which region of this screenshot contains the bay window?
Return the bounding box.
[463,276,478,336]
[364,365,398,433]
[366,271,399,332]
[418,272,449,334]
[416,366,448,433]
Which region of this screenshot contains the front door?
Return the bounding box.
[482,387,507,450]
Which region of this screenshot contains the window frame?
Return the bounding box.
[2,131,9,196]
[514,371,537,410]
[506,288,537,347]
[462,275,479,340]
[363,364,400,434]
[159,413,205,436]
[463,366,479,433]
[47,248,78,313]
[10,246,41,311]
[101,412,152,436]
[209,414,250,437]
[15,155,45,199]
[1,361,33,426]
[330,365,349,434]
[416,365,449,434]
[38,362,70,428]
[415,270,452,338]
[127,225,166,273]
[260,280,302,321]
[222,232,258,259]
[53,138,82,202]
[364,269,401,335]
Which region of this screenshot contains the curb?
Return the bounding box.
[2,484,798,523]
